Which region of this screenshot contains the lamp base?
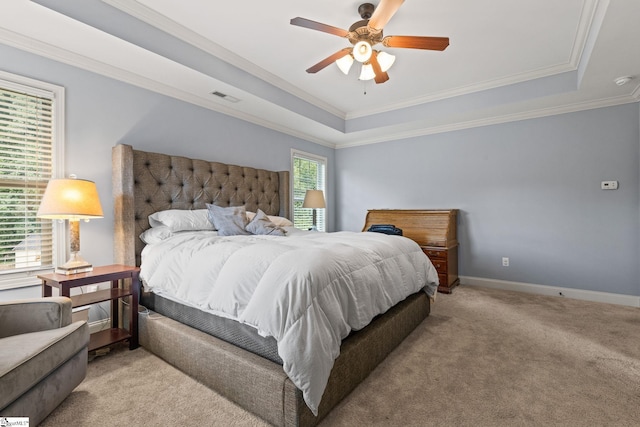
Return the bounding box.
[55,252,93,275]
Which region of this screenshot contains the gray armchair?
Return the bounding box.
[0,297,89,425]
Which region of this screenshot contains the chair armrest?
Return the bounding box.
[0,297,72,339]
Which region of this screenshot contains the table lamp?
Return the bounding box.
[302,189,325,231]
[37,175,103,274]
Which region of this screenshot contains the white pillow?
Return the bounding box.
[246,211,294,228]
[139,226,173,244]
[148,209,214,232]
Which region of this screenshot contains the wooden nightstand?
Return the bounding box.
[38,264,140,351]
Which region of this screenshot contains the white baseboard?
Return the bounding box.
[460,276,640,308]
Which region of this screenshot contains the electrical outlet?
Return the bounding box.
[86,284,98,293]
[502,257,509,267]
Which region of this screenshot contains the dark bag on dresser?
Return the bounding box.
[367,224,403,236]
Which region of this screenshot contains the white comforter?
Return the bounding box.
[140,229,439,415]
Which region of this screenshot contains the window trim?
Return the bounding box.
[0,70,65,290]
[291,149,328,232]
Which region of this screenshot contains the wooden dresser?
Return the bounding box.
[363,209,459,293]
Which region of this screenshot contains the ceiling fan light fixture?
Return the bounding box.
[359,63,376,81]
[353,40,372,62]
[377,51,396,72]
[336,54,354,75]
[291,1,450,84]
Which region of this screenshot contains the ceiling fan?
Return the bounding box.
[290,0,449,84]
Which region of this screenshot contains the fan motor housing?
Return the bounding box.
[348,22,383,46]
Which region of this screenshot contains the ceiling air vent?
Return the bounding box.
[211,91,240,103]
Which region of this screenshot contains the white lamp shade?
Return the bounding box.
[353,41,372,63]
[37,178,104,220]
[377,51,396,72]
[336,54,354,75]
[302,189,326,209]
[359,63,376,81]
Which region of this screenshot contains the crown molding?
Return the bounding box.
[568,0,601,68]
[344,63,577,120]
[336,94,638,149]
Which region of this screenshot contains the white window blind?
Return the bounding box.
[0,76,62,288]
[292,150,327,231]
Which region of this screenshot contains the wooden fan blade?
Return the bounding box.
[306,48,352,73]
[368,0,405,31]
[370,51,390,84]
[382,35,449,50]
[290,17,349,37]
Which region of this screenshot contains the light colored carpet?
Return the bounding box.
[41,285,640,426]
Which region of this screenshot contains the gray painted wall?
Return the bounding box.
[336,103,640,296]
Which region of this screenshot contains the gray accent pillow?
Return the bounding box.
[246,209,287,236]
[206,204,250,236]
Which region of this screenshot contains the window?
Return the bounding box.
[292,150,327,231]
[0,71,64,290]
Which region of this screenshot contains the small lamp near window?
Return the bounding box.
[37,175,103,274]
[302,189,325,231]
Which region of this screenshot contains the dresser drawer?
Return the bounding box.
[431,259,447,273]
[421,247,446,260]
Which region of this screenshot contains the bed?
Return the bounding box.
[112,144,437,426]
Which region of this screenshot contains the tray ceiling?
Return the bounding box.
[1,0,639,147]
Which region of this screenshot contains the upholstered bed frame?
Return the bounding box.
[112,144,430,426]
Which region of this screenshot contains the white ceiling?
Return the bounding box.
[1,0,639,148]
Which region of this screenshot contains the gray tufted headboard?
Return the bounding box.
[112,144,290,266]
